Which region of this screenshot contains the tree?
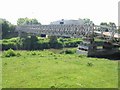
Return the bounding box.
[100,22,116,27]
[0,18,16,39]
[83,18,94,25]
[99,22,108,32]
[108,22,116,28]
[100,22,116,32]
[100,22,108,26]
[49,36,63,49]
[22,36,39,50]
[17,17,41,25]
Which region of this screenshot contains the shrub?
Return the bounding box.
[78,55,86,58]
[16,53,21,57]
[65,49,75,54]
[87,62,93,67]
[22,36,39,50]
[60,49,75,54]
[59,50,65,54]
[49,42,63,49]
[3,49,16,57]
[31,52,36,55]
[64,41,80,47]
[1,37,82,50]
[49,36,63,49]
[2,42,17,50]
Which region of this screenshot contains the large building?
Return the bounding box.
[50,18,93,25]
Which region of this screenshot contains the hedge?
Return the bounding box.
[1,37,82,50]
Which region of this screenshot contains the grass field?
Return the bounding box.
[2,49,118,88]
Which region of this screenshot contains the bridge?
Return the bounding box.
[15,24,120,57]
[16,24,120,39]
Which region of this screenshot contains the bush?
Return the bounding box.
[59,50,65,54]
[49,36,63,49]
[60,49,75,54]
[16,53,21,57]
[2,38,21,50]
[38,42,50,50]
[87,62,93,67]
[22,36,39,50]
[64,41,81,47]
[2,42,18,50]
[31,51,36,55]
[78,55,86,58]
[3,49,16,57]
[65,49,75,54]
[1,37,82,50]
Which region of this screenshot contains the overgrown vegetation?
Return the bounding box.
[1,37,82,50]
[2,49,21,57]
[2,49,16,57]
[0,18,17,39]
[59,49,76,54]
[2,49,118,88]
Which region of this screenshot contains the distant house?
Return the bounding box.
[50,18,93,25]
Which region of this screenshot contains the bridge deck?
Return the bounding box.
[94,31,120,39]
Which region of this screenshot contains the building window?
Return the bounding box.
[60,22,64,24]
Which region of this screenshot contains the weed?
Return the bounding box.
[31,52,36,55]
[59,51,65,54]
[64,49,75,54]
[16,53,21,57]
[59,49,75,54]
[54,57,58,59]
[3,49,16,57]
[78,55,86,58]
[49,53,53,55]
[4,63,7,65]
[50,85,56,88]
[87,62,93,67]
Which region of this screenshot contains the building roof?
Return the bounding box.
[50,19,85,25]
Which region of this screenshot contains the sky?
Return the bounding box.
[0,0,119,25]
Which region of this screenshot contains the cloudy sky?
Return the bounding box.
[0,0,119,25]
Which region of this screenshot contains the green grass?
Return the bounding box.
[2,49,118,88]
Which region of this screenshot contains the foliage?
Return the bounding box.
[100,22,116,27]
[3,49,16,57]
[17,17,41,25]
[22,36,39,50]
[59,38,82,47]
[64,49,75,54]
[100,22,108,26]
[83,18,94,25]
[60,49,76,54]
[2,42,17,50]
[0,18,17,39]
[87,62,93,66]
[2,38,21,50]
[1,37,82,50]
[48,36,63,49]
[16,53,21,57]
